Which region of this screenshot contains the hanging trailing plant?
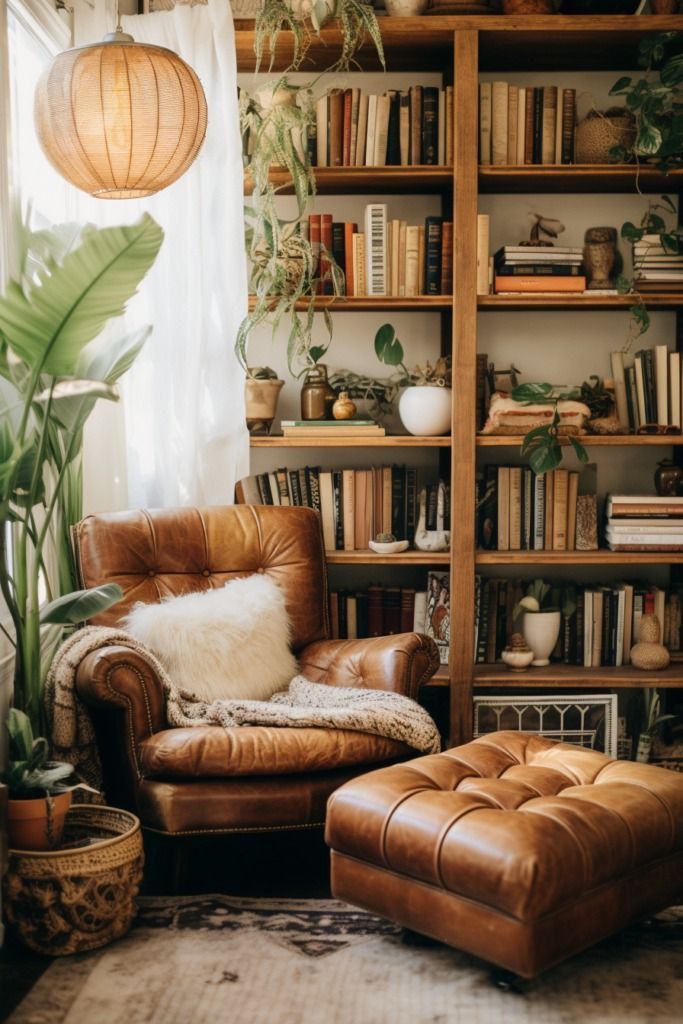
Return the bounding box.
[608,31,683,172]
[238,1,385,377]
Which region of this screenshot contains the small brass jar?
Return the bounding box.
[300,364,336,420]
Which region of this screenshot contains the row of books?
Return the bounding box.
[493,244,586,294]
[610,346,682,432]
[607,495,683,552]
[479,83,576,166]
[304,206,453,297]
[477,466,591,553]
[633,235,683,293]
[311,86,454,169]
[474,578,682,668]
[330,571,450,664]
[236,464,427,551]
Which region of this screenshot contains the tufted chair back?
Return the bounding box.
[74,505,329,652]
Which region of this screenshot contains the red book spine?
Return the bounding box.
[367,585,384,638]
[320,213,333,296]
[400,588,415,634]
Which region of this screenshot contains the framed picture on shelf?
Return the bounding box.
[423,570,450,665]
[473,693,618,758]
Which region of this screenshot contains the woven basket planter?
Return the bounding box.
[3,805,143,956]
[575,109,636,164]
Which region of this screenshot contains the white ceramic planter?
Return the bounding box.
[522,610,561,667]
[398,386,451,437]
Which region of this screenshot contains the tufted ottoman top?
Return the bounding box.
[326,731,683,922]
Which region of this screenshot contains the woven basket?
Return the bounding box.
[3,805,143,956]
[575,109,635,164]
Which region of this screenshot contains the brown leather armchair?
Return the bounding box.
[73,505,439,838]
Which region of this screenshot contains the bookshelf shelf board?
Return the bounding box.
[473,663,683,690]
[235,16,682,73]
[478,294,683,311]
[326,550,450,565]
[476,550,683,566]
[476,435,683,448]
[248,295,452,312]
[246,166,454,196]
[479,165,683,195]
[251,435,452,448]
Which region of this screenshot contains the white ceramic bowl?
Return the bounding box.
[368,539,410,554]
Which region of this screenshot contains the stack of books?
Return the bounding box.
[479,82,577,166]
[606,495,683,552]
[306,206,453,297]
[493,245,586,293]
[474,577,681,668]
[236,463,421,552]
[477,465,583,552]
[312,86,453,169]
[280,419,385,438]
[610,345,681,433]
[633,235,683,293]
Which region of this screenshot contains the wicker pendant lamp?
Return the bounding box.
[34,14,208,200]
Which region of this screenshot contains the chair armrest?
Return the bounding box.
[297,633,440,700]
[75,646,167,810]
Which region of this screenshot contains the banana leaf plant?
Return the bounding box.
[0,213,164,737]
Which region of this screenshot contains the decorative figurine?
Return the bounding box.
[584,227,622,290]
[501,634,535,672]
[521,213,566,247]
[332,391,357,420]
[300,364,336,420]
[630,614,671,672]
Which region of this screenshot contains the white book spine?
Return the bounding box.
[610,351,630,430]
[364,204,388,296]
[491,81,508,166]
[438,89,445,166]
[655,344,669,425]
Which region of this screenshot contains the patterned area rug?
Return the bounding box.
[8,897,683,1024]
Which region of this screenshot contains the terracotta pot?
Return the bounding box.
[244,377,284,436]
[8,791,72,851]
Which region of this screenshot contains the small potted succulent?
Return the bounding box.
[514,579,561,667]
[2,710,75,850]
[245,366,285,435]
[374,324,452,436]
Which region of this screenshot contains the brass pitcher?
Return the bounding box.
[300,364,336,420]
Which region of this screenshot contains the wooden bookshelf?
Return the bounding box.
[476,551,683,567]
[479,294,683,311]
[251,435,452,448]
[477,435,683,448]
[474,663,683,689]
[326,550,450,566]
[238,13,683,747]
[248,295,452,312]
[479,165,683,195]
[245,166,453,196]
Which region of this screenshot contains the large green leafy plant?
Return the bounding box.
[238,0,384,377]
[0,213,164,737]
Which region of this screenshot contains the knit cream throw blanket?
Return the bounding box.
[45,626,440,790]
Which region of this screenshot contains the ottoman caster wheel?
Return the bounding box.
[492,968,532,995]
[401,928,441,948]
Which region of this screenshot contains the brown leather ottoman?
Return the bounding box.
[325,730,683,978]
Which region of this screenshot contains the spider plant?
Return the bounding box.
[0,214,163,737]
[239,1,385,376]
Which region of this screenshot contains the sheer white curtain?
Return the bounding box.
[81,0,249,510]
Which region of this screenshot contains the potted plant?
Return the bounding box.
[374,323,452,436]
[515,579,561,667]
[608,31,683,171]
[1,710,75,850]
[0,213,163,849]
[245,366,285,434]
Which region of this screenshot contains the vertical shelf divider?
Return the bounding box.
[450,28,479,746]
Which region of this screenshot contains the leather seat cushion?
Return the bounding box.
[326,730,683,921]
[139,725,413,779]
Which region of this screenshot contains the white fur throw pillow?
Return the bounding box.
[123,574,297,703]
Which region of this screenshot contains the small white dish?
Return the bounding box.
[368,539,410,555]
